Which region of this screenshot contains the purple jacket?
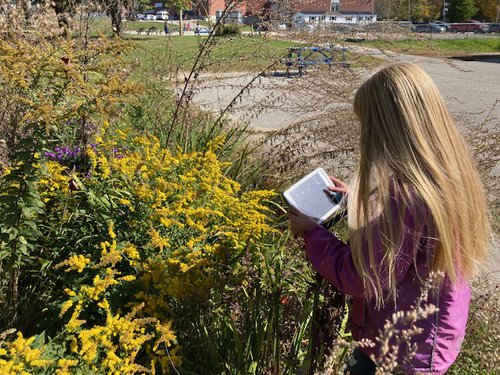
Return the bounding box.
[303,195,470,374]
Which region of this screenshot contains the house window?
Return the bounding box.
[320,16,325,20]
[310,16,315,21]
[331,0,340,12]
[345,16,352,21]
[330,16,337,21]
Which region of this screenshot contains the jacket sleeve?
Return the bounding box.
[303,198,423,297]
[304,226,365,296]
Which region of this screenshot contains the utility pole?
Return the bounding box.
[442,0,449,23]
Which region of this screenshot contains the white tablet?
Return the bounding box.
[283,168,343,223]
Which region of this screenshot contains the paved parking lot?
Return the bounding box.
[192,52,500,131]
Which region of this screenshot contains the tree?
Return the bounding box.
[447,0,477,21]
[413,0,441,21]
[108,0,125,36]
[166,0,191,35]
[375,0,412,20]
[474,0,499,21]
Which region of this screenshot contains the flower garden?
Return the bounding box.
[0,20,334,374]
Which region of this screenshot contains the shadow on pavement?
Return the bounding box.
[452,54,500,63]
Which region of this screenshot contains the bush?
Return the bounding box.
[214,23,242,36]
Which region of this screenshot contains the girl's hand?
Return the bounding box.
[327,176,349,195]
[287,208,318,238]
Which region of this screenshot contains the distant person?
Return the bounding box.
[194,22,200,35]
[288,62,490,374]
[163,18,169,35]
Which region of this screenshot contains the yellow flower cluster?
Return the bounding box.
[0,332,53,374]
[36,161,71,203]
[27,127,275,372]
[0,35,135,136]
[55,254,91,273]
[49,225,178,373]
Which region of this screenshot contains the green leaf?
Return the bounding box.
[21,207,33,219]
[19,243,29,256]
[8,228,19,241]
[32,331,46,348]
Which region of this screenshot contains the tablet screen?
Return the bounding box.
[283,168,342,223]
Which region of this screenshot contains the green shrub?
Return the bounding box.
[214,23,242,36]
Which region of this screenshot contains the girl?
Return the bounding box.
[288,62,490,374]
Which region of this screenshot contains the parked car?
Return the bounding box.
[135,13,145,20]
[143,10,156,20]
[432,21,451,31]
[487,23,500,33]
[398,21,414,29]
[411,23,446,33]
[448,20,488,33]
[156,11,169,21]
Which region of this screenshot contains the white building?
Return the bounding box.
[292,0,377,28]
[292,11,376,27]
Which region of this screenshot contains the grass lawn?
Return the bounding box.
[87,17,180,35]
[357,37,500,56]
[125,34,301,72]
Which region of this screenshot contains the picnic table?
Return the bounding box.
[284,46,349,76]
[194,26,210,35]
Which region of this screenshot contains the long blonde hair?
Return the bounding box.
[349,62,489,305]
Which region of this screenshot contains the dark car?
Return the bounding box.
[487,23,500,33]
[411,23,446,33]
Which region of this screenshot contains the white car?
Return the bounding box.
[156,11,169,20]
[145,13,156,20]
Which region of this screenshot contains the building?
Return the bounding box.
[193,0,268,22]
[291,0,376,27]
[178,0,376,24]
